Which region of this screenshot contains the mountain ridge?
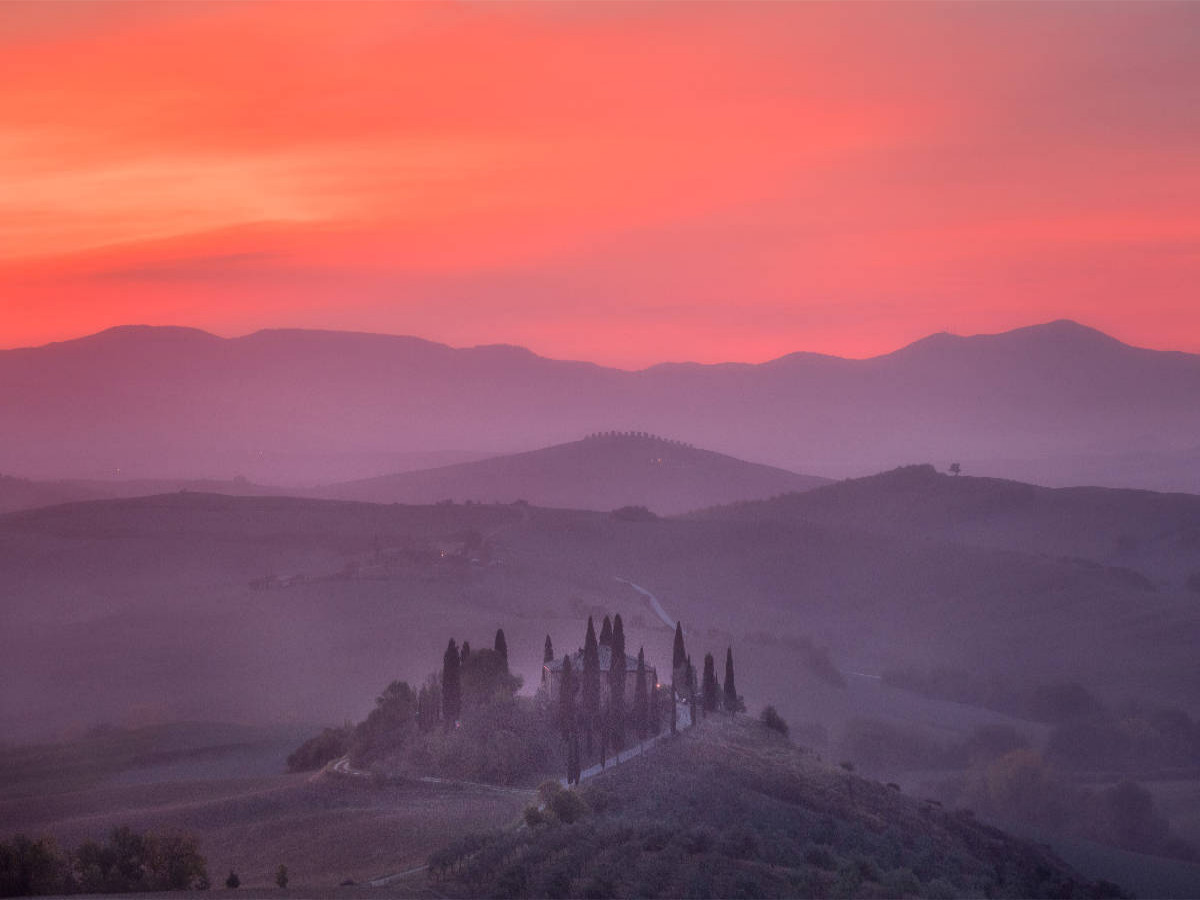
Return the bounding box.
[3,320,1199,489]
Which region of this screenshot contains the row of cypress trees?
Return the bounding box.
[555,614,666,784]
[672,622,743,718]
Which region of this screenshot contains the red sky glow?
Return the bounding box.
[2,1,1198,367]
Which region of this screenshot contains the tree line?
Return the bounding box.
[0,827,207,897]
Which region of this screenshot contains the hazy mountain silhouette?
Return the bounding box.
[3,320,1199,490]
[319,432,829,514]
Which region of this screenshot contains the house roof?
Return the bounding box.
[544,644,652,673]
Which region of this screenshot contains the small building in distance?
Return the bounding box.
[542,645,657,702]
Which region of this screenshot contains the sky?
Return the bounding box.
[2,1,1198,368]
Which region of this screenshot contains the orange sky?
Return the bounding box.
[2,1,1198,366]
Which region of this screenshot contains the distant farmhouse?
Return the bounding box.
[543,644,657,702]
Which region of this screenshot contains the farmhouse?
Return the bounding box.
[542,645,657,702]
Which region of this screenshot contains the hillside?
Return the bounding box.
[320,433,829,514]
[3,486,1197,745]
[427,716,1121,899]
[698,464,1200,585]
[3,321,1200,490]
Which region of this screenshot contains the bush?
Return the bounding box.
[286,726,351,772]
[760,706,789,738]
[611,505,658,522]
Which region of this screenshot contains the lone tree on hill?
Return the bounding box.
[723,647,742,713]
[494,628,508,669]
[950,462,962,476]
[442,638,461,728]
[543,634,554,664]
[599,615,613,647]
[609,614,627,749]
[225,871,240,890]
[634,647,649,741]
[275,865,288,889]
[582,617,601,756]
[702,653,718,715]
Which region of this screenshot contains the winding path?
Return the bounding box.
[614,576,678,630]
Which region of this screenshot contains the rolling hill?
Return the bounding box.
[3,482,1198,747]
[697,464,1200,585]
[3,321,1200,490]
[320,432,829,514]
[428,715,1123,899]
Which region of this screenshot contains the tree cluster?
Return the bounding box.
[0,827,207,897]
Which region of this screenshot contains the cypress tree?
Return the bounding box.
[634,647,649,742]
[494,629,508,669]
[559,656,576,741]
[599,615,613,647]
[686,656,698,726]
[568,728,581,786]
[543,634,554,664]
[442,639,461,728]
[702,652,718,714]
[460,640,471,663]
[672,622,686,673]
[609,614,627,750]
[582,617,600,757]
[723,646,739,713]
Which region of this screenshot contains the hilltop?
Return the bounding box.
[320,432,828,514]
[427,715,1121,899]
[3,321,1200,490]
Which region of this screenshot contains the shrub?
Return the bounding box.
[760,706,789,737]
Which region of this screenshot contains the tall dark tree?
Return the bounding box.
[582,617,601,756]
[460,640,471,663]
[599,615,613,647]
[723,646,740,713]
[672,622,687,673]
[494,628,509,669]
[609,614,627,750]
[686,656,698,726]
[568,728,581,786]
[442,638,461,728]
[558,656,576,741]
[543,634,554,664]
[633,647,649,741]
[702,652,719,714]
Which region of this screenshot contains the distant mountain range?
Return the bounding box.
[2,320,1199,491]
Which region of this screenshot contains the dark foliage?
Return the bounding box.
[443,638,462,727]
[760,706,789,738]
[702,653,718,714]
[286,725,353,771]
[0,827,208,896]
[611,505,658,522]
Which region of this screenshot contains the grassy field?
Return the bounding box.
[0,722,528,891]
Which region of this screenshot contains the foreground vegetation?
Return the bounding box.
[426,716,1125,899]
[0,826,206,896]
